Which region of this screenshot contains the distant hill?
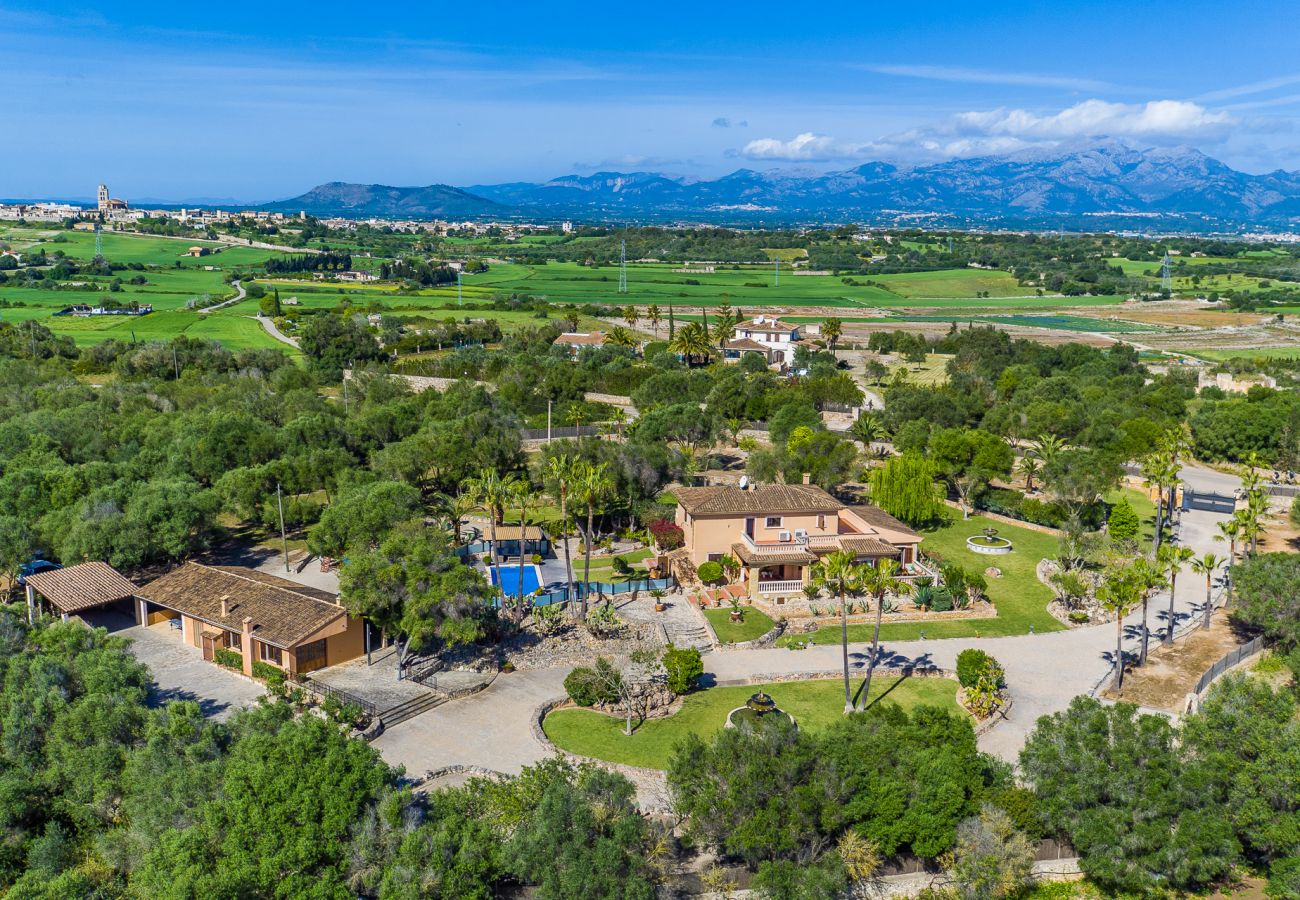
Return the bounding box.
[262,181,504,218]
[266,145,1300,227]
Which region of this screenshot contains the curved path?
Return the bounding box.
[373,467,1236,777]
[197,279,245,314]
[252,313,299,348]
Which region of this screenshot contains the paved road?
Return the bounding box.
[253,313,300,348]
[198,279,245,314]
[372,475,1237,778]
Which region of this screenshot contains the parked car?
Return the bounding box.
[16,559,61,586]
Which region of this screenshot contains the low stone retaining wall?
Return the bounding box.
[531,697,673,812]
[713,665,950,687]
[714,620,786,651]
[943,500,1064,537]
[777,604,998,630]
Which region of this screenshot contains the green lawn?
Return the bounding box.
[702,607,776,643]
[783,513,1064,645]
[543,675,961,769]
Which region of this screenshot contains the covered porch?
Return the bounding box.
[24,561,138,625]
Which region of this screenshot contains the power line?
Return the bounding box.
[1161,252,1173,292]
[618,240,628,293]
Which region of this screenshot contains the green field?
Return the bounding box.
[0,226,300,349]
[543,675,960,769]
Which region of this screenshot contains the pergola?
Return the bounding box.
[24,562,138,624]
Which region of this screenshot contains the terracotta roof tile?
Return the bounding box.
[846,505,921,538]
[675,484,843,516]
[26,562,137,614]
[137,563,347,649]
[835,537,902,557]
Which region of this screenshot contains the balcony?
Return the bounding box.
[756,579,805,594]
[740,531,828,554]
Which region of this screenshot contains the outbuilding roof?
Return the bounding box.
[25,562,137,615]
[137,563,347,649]
[834,537,903,557]
[675,483,843,516]
[847,504,922,539]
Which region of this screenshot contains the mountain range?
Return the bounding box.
[264,143,1300,227]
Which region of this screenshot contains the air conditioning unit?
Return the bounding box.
[793,529,808,541]
[778,530,792,542]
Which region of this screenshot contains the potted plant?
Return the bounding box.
[728,596,745,623]
[651,588,667,612]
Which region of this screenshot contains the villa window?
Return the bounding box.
[226,632,241,652]
[817,514,826,530]
[765,516,782,528]
[707,553,723,562]
[258,642,282,666]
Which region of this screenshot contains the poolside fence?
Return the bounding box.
[491,576,678,608]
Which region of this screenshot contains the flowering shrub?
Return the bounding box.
[647,519,684,551]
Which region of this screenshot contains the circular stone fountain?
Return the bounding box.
[966,526,1013,556]
[725,691,796,730]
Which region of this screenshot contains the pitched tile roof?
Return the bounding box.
[675,483,843,516]
[555,331,606,345]
[721,338,771,352]
[26,562,137,614]
[835,537,903,557]
[847,504,922,539]
[490,524,547,541]
[137,563,347,649]
[730,543,817,566]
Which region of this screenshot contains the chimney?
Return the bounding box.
[802,472,811,485]
[220,595,230,618]
[241,617,255,677]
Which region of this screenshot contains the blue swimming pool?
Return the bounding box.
[489,564,542,596]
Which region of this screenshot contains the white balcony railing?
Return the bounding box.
[757,579,805,594]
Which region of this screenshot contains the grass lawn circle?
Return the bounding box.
[543,675,960,770]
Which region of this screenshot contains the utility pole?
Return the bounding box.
[172,345,179,380]
[29,320,36,359]
[457,270,462,306]
[342,375,349,415]
[276,483,290,573]
[547,399,553,445]
[774,257,779,287]
[618,240,628,293]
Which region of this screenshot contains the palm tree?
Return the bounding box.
[822,317,843,357]
[1030,433,1065,468]
[435,491,475,544]
[1158,544,1194,646]
[647,304,662,338]
[725,416,744,447]
[1215,517,1241,607]
[859,558,911,708]
[606,325,636,349]
[1017,455,1041,494]
[622,305,638,330]
[668,322,712,368]
[465,468,520,566]
[571,460,614,618]
[1140,446,1177,552]
[1131,555,1167,666]
[811,549,863,714]
[1232,507,1259,560]
[508,479,538,622]
[848,413,888,451]
[545,455,578,608]
[1097,566,1140,691]
[711,310,738,346]
[1192,552,1224,630]
[1243,490,1269,556]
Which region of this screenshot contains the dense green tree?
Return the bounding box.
[307,480,422,557]
[868,453,944,526]
[1020,697,1237,894]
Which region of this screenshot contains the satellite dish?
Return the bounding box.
[739,475,749,490]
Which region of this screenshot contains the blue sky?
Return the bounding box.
[4,0,1300,201]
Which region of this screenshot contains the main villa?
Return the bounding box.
[672,481,931,600]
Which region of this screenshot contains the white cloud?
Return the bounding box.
[740,132,872,161]
[738,99,1237,166]
[952,99,1232,141]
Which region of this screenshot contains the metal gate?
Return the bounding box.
[1182,488,1236,514]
